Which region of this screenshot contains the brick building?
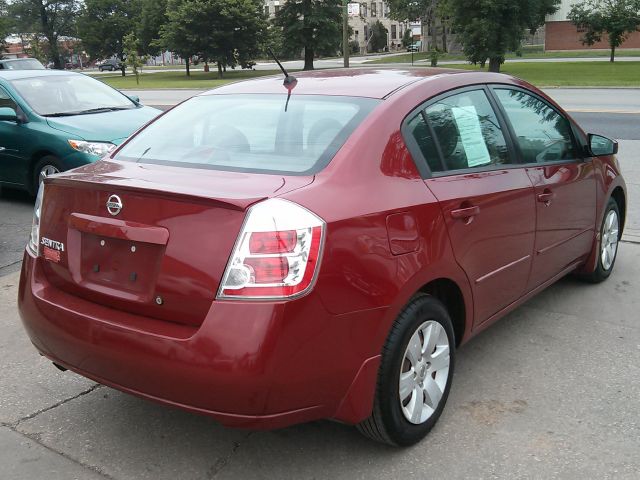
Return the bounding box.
[545,0,640,51]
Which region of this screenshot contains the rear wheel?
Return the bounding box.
[357,294,455,446]
[583,198,620,283]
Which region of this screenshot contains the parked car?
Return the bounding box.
[98,59,123,72]
[407,43,420,52]
[18,68,626,446]
[0,58,45,70]
[0,70,160,194]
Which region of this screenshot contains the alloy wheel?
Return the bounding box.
[399,320,451,425]
[601,210,619,271]
[39,165,59,185]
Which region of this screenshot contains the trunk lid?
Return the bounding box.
[39,160,313,326]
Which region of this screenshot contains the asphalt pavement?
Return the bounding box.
[0,89,639,479]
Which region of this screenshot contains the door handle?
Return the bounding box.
[450,205,480,219]
[537,190,555,205]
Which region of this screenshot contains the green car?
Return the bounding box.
[0,70,161,194]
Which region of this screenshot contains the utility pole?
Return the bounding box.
[343,0,349,68]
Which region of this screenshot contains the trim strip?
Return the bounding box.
[536,227,592,255]
[476,254,531,284]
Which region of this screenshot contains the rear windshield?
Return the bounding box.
[114,94,380,175]
[1,59,45,70]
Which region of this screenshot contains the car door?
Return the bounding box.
[492,87,596,290]
[0,86,27,186]
[403,87,536,326]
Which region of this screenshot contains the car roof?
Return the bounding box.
[202,67,473,100]
[0,69,79,81]
[0,58,38,62]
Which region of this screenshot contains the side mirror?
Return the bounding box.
[0,107,18,122]
[127,95,140,104]
[589,134,618,156]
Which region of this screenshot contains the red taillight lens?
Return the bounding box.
[249,230,297,254]
[245,257,290,284]
[217,199,325,300]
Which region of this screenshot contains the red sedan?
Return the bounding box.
[18,68,626,446]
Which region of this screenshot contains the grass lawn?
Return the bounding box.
[90,61,640,89]
[448,61,640,87]
[367,48,640,65]
[91,69,284,89]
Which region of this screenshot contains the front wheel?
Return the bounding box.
[357,294,455,446]
[31,156,61,196]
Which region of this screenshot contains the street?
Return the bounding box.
[0,87,639,479]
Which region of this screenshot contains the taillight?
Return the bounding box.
[217,198,325,300]
[27,184,45,256]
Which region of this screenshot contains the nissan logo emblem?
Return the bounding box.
[106,194,123,216]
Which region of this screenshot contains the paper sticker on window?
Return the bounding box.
[451,106,491,167]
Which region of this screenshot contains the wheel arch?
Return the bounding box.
[28,150,59,194]
[417,278,466,347]
[611,186,626,236]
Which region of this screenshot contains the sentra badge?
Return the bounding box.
[41,237,65,252]
[41,237,64,263]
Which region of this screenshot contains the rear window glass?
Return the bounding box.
[115,94,380,175]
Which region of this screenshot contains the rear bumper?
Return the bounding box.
[18,251,385,429]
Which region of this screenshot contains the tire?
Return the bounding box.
[582,197,621,283]
[357,294,455,446]
[31,156,62,196]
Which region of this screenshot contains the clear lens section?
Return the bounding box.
[27,184,44,255]
[68,140,116,157]
[217,198,325,300]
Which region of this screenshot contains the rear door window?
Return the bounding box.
[407,89,511,174]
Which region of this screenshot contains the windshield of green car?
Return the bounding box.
[11,74,136,116]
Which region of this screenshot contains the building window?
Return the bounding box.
[361,3,367,17]
[379,3,383,18]
[355,30,359,40]
[371,2,376,17]
[275,5,280,13]
[264,5,269,16]
[391,24,397,40]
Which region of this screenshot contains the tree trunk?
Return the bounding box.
[488,57,502,73]
[442,25,448,53]
[610,44,616,62]
[186,57,190,76]
[218,62,223,78]
[39,4,61,69]
[304,47,314,70]
[429,14,437,51]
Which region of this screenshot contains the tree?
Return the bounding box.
[161,0,266,78]
[77,0,141,76]
[274,0,342,70]
[123,32,144,84]
[369,20,389,52]
[447,0,560,72]
[401,27,413,48]
[0,1,10,58]
[568,0,640,62]
[137,0,167,57]
[8,0,79,68]
[387,0,441,51]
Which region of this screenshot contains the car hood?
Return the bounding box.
[46,106,161,145]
